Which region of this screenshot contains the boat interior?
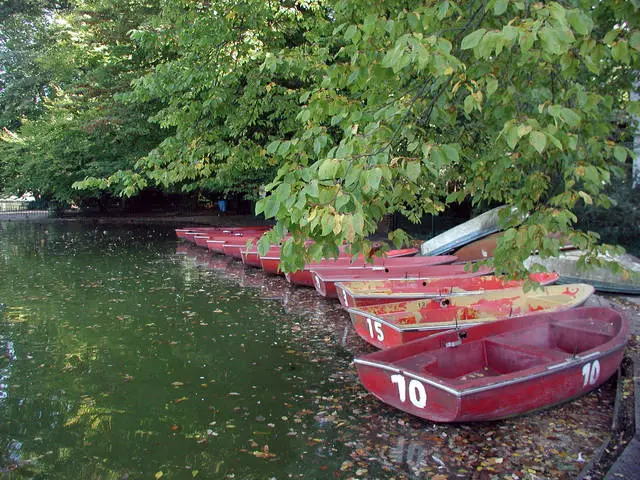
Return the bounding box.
[377,295,583,328]
[391,313,620,384]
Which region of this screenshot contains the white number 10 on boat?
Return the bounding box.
[391,374,427,408]
[581,360,601,387]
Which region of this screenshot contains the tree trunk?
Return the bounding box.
[632,84,640,187]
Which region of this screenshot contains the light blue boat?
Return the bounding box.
[420,206,505,256]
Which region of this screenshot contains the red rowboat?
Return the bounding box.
[311,264,494,298]
[335,272,560,308]
[177,226,270,242]
[259,246,420,276]
[259,250,285,275]
[347,284,594,349]
[354,306,628,422]
[222,235,271,259]
[205,231,267,253]
[285,249,434,287]
[242,246,280,268]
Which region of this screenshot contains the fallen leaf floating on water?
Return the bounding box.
[252,445,276,459]
[340,460,354,471]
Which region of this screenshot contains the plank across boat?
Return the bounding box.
[205,231,268,253]
[354,306,629,422]
[311,264,494,298]
[285,250,445,287]
[335,272,560,308]
[176,226,270,242]
[193,229,269,248]
[347,283,594,349]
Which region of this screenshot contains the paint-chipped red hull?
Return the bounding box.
[355,307,628,422]
[348,284,594,349]
[312,265,494,298]
[286,253,456,287]
[335,273,560,309]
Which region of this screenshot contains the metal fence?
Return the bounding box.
[0,199,50,217]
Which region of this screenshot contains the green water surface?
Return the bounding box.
[0,221,616,480]
[0,222,364,479]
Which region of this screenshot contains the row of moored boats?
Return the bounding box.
[176,225,630,423]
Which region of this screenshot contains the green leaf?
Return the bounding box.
[504,123,520,150]
[628,101,640,116]
[566,9,593,36]
[529,131,547,153]
[277,141,291,156]
[494,0,508,16]
[613,146,627,162]
[366,168,383,190]
[559,108,581,127]
[463,94,475,114]
[429,146,447,168]
[437,1,450,20]
[583,165,600,185]
[266,141,280,155]
[382,45,403,69]
[539,27,563,55]
[335,192,350,210]
[405,161,421,182]
[486,77,499,97]
[344,25,358,42]
[578,191,593,205]
[320,212,334,236]
[611,41,630,64]
[461,29,486,50]
[441,144,459,163]
[318,158,339,179]
[630,32,640,51]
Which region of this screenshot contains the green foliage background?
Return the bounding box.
[1,0,639,273]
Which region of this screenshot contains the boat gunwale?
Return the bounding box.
[334,273,560,300]
[354,342,626,398]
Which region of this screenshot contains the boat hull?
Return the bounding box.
[348,284,594,349]
[355,307,628,422]
[420,206,505,256]
[335,272,560,309]
[312,265,493,298]
[285,253,455,287]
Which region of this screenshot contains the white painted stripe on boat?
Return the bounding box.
[347,308,481,332]
[355,346,622,397]
[545,351,601,370]
[353,359,401,374]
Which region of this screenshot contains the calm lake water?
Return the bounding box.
[0,221,615,479]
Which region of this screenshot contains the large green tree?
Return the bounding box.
[253,0,640,273]
[76,0,330,200]
[0,0,164,202]
[2,0,638,277]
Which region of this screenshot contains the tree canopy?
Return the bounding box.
[1,0,639,274]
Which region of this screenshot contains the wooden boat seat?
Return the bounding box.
[483,338,569,363]
[394,354,438,372]
[548,322,615,355]
[487,320,614,356]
